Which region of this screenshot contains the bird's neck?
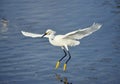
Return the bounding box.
[48,34,55,40]
[48,35,55,45]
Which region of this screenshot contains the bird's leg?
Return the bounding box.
[55,61,60,69]
[66,51,71,64]
[59,49,67,61]
[55,47,67,69]
[63,51,71,71]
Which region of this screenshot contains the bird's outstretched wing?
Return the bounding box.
[21,31,43,38]
[63,23,102,40]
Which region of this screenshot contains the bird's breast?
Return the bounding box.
[49,35,64,46]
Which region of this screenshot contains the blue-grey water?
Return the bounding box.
[0,0,120,84]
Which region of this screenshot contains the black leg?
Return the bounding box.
[63,50,71,71]
[55,47,67,69]
[56,46,71,71]
[65,51,71,64]
[59,48,67,62]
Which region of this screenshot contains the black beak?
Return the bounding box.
[41,33,47,38]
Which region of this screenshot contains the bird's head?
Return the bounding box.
[41,29,56,38]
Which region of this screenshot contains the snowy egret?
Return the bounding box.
[21,23,102,71]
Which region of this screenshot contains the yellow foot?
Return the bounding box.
[63,63,67,71]
[55,61,60,69]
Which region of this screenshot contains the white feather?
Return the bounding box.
[21,31,43,38]
[63,23,102,40]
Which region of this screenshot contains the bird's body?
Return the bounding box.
[48,34,80,47]
[21,22,102,71]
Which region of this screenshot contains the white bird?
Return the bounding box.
[21,23,102,71]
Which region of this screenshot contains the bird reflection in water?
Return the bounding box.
[1,18,8,27]
[0,18,8,33]
[55,74,72,84]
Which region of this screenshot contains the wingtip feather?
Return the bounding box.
[21,31,26,36]
[92,22,102,29]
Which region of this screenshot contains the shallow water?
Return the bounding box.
[0,0,120,84]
